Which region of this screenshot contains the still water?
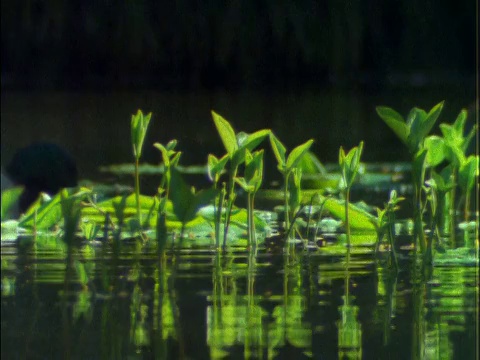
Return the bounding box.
[1,238,477,359]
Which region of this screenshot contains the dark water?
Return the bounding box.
[1,239,477,359]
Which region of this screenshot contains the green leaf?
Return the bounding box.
[1,186,23,221]
[322,197,377,232]
[169,167,217,223]
[409,101,444,153]
[211,110,238,156]
[376,106,409,144]
[286,139,314,171]
[131,110,152,159]
[458,155,479,193]
[424,135,446,167]
[241,129,270,152]
[269,133,287,171]
[412,148,428,188]
[154,143,171,166]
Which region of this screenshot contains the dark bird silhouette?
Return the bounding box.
[5,142,78,213]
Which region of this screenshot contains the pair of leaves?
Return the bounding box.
[169,167,217,224]
[376,101,444,154]
[339,141,364,189]
[235,150,264,193]
[131,110,152,160]
[458,155,479,193]
[211,110,270,168]
[440,109,476,166]
[269,133,314,174]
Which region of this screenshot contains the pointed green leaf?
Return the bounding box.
[376,106,409,144]
[211,110,238,156]
[458,155,479,192]
[286,139,314,171]
[241,129,270,151]
[269,133,287,170]
[424,135,446,167]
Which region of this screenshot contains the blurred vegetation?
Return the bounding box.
[1,0,475,90]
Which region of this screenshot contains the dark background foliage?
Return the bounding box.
[1,0,476,91]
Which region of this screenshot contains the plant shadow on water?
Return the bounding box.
[1,105,478,359]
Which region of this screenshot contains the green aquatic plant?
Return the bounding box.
[234,149,264,248]
[375,190,404,270]
[376,102,444,253]
[131,109,152,228]
[207,153,229,248]
[211,110,269,247]
[269,132,313,236]
[439,110,477,223]
[168,167,217,243]
[458,155,479,222]
[154,140,181,251]
[339,141,364,247]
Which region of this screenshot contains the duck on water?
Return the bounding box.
[1,143,78,217]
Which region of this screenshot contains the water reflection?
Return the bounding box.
[0,239,477,359]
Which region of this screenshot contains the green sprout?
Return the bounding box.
[154,140,181,252]
[131,110,152,229]
[211,110,269,248]
[375,190,404,270]
[207,153,229,248]
[269,132,313,238]
[339,141,364,247]
[376,102,444,253]
[234,149,264,248]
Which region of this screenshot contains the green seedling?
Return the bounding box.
[269,132,313,237]
[440,110,477,222]
[211,110,269,247]
[154,140,181,251]
[168,167,217,244]
[339,141,364,247]
[131,109,152,229]
[207,153,229,248]
[458,155,479,222]
[234,149,264,248]
[375,190,404,270]
[376,102,444,253]
[1,186,23,221]
[425,165,456,246]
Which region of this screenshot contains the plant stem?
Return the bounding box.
[449,171,457,248]
[216,183,225,249]
[223,165,238,247]
[284,173,290,234]
[135,158,142,228]
[345,187,351,248]
[414,181,426,253]
[247,192,257,249]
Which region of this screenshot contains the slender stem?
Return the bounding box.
[449,171,457,248]
[215,183,226,249]
[345,187,351,248]
[414,180,426,253]
[247,193,257,249]
[284,173,290,234]
[464,189,470,222]
[135,158,141,228]
[223,165,238,246]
